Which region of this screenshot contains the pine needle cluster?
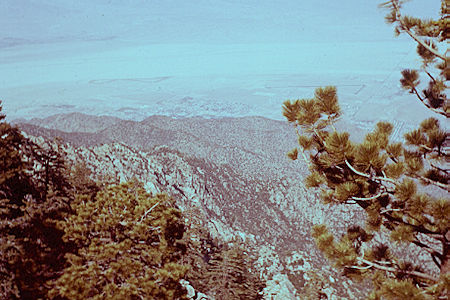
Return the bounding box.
[283,1,448,298]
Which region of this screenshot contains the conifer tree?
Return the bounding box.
[179,207,265,299]
[0,102,35,204]
[382,0,448,116]
[68,161,101,200]
[0,101,73,299]
[201,241,264,300]
[48,181,188,299]
[283,1,448,299]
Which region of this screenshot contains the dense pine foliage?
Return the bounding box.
[0,102,73,299]
[49,182,188,299]
[283,1,448,299]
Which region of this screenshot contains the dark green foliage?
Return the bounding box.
[283,1,449,298]
[201,242,264,300]
[1,103,190,299]
[1,101,264,299]
[0,101,73,299]
[49,181,188,299]
[180,208,265,299]
[400,69,420,91]
[68,161,101,200]
[0,105,35,206]
[26,139,72,199]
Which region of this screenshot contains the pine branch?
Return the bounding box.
[343,200,360,204]
[350,264,372,270]
[313,127,326,146]
[380,208,403,214]
[387,155,399,164]
[403,29,446,61]
[139,201,160,222]
[327,115,338,132]
[431,164,449,174]
[423,68,436,83]
[345,160,397,185]
[355,257,439,282]
[351,192,389,202]
[411,174,450,191]
[391,1,446,62]
[295,128,312,168]
[411,87,447,117]
[412,239,442,269]
[418,144,434,152]
[382,212,441,236]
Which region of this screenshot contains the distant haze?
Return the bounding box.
[0,0,441,122]
[2,0,429,44]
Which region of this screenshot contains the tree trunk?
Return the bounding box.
[441,231,450,275]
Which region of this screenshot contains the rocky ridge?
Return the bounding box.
[20,114,367,298]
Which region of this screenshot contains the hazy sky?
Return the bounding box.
[1,0,440,45]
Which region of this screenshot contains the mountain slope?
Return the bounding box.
[20,114,368,298]
[18,114,304,180]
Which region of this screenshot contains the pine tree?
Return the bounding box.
[48,181,188,299]
[0,102,35,205]
[68,161,101,200]
[201,241,264,300]
[382,0,448,116]
[176,206,265,299]
[283,1,448,299]
[0,101,73,299]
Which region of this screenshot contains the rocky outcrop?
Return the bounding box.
[180,280,210,300]
[263,274,298,300]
